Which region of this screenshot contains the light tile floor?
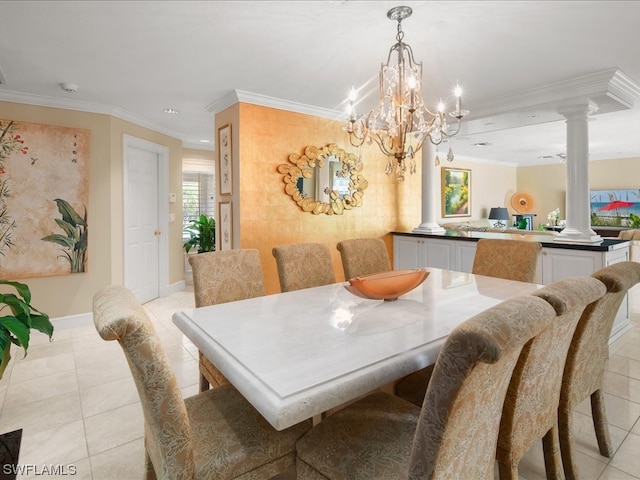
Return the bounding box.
[1,283,639,479]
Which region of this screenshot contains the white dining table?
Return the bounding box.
[173,268,541,431]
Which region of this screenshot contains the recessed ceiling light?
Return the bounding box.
[163,108,180,114]
[529,114,540,119]
[200,139,211,143]
[473,142,491,147]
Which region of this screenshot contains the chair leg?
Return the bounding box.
[542,426,564,480]
[199,373,210,392]
[559,406,580,480]
[591,389,613,457]
[497,460,519,480]
[144,450,157,480]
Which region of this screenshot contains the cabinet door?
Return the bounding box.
[393,236,422,269]
[422,238,456,270]
[541,248,602,284]
[456,242,477,273]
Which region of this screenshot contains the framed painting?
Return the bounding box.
[441,167,471,217]
[0,119,90,279]
[590,189,640,227]
[218,124,232,195]
[219,201,232,251]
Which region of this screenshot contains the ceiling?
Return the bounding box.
[1,0,640,167]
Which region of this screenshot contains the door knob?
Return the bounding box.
[154,230,161,236]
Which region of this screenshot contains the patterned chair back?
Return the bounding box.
[272,243,336,292]
[189,249,265,307]
[189,249,266,390]
[93,285,195,479]
[337,237,391,280]
[496,276,606,478]
[565,261,640,406]
[472,238,542,283]
[558,261,640,477]
[408,295,556,479]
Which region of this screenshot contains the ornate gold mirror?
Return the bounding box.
[277,144,368,215]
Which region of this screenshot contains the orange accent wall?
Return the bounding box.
[221,102,422,294]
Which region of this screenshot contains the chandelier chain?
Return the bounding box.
[396,20,404,43]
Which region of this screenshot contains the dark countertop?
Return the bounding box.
[392,230,631,252]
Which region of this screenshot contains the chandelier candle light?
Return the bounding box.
[345,6,469,181]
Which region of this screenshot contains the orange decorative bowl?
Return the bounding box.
[345,269,429,301]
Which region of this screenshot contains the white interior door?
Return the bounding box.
[124,136,169,303]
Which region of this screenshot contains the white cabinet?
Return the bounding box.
[393,233,632,343]
[394,235,476,273]
[541,246,629,284]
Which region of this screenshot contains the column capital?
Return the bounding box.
[557,100,598,119]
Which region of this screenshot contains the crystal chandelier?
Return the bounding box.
[345,6,469,181]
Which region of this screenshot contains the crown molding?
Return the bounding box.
[468,68,639,119]
[183,140,215,151]
[460,68,640,136]
[0,89,186,142]
[206,89,345,121]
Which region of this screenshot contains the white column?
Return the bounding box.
[554,101,602,244]
[413,143,445,233]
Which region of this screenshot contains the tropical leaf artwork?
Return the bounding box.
[41,199,88,273]
[0,119,90,279]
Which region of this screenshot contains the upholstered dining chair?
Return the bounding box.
[272,242,336,292]
[93,285,311,480]
[472,238,542,282]
[396,237,543,407]
[336,237,391,280]
[496,276,606,480]
[189,249,266,391]
[558,261,640,479]
[295,295,557,480]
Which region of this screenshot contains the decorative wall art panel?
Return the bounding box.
[218,124,232,195]
[0,120,90,279]
[219,201,232,251]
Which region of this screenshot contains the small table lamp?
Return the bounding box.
[489,207,510,228]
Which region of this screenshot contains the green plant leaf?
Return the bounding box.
[0,316,30,351]
[0,339,10,380]
[0,332,8,360]
[0,281,52,377]
[183,215,215,253]
[54,218,78,238]
[76,227,88,250]
[0,293,30,317]
[41,234,76,249]
[54,198,86,227]
[0,280,31,304]
[30,313,53,338]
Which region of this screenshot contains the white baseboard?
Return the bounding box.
[51,312,93,331]
[162,279,185,297]
[51,280,187,332]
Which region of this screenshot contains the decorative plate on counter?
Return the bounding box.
[345,269,430,301]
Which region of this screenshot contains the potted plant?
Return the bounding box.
[183,214,216,254]
[0,280,53,379]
